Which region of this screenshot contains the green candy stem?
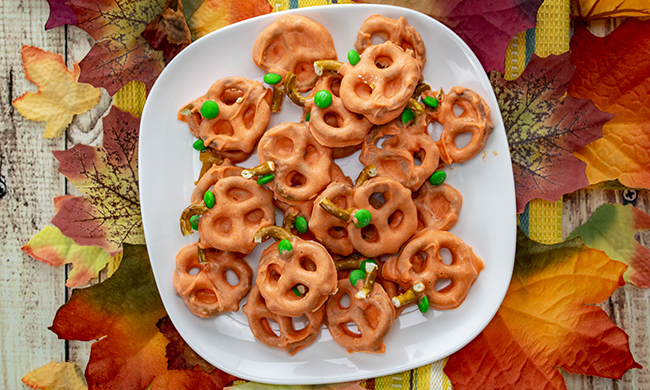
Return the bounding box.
[429,170,447,186]
[349,269,366,287]
[192,139,207,151]
[348,49,360,65]
[418,295,430,313]
[314,90,333,108]
[190,215,200,230]
[200,100,219,119]
[353,209,372,228]
[278,239,293,258]
[294,216,309,234]
[257,173,274,185]
[204,191,215,209]
[264,72,282,85]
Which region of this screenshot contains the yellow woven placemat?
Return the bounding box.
[112,0,569,387]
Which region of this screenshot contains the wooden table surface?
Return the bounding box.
[2,1,649,388]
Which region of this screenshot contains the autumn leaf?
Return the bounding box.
[572,0,650,20]
[50,244,168,390]
[12,46,101,138]
[568,19,650,189]
[156,316,221,373]
[141,0,192,63]
[51,106,143,255]
[68,0,166,95]
[353,0,543,73]
[489,53,612,213]
[226,382,365,390]
[445,229,641,389]
[21,226,110,287]
[187,0,271,40]
[22,361,87,390]
[567,203,650,288]
[45,0,77,30]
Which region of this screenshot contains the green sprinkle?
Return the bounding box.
[348,49,360,65]
[353,209,372,228]
[418,295,430,313]
[350,269,366,287]
[190,215,200,230]
[278,239,293,258]
[264,72,282,85]
[200,100,219,119]
[294,216,309,234]
[291,286,301,296]
[314,90,333,108]
[305,112,311,122]
[204,191,215,208]
[192,139,207,151]
[422,96,439,109]
[401,107,415,124]
[429,170,447,186]
[257,173,274,185]
[360,259,377,272]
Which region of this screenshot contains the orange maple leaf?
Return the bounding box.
[12,46,101,138]
[187,0,271,40]
[568,19,650,188]
[445,229,641,389]
[572,0,650,20]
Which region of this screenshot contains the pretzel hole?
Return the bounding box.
[243,106,256,128]
[413,150,424,166]
[328,226,348,239]
[411,251,428,273]
[330,78,342,97]
[292,315,309,331]
[286,171,306,188]
[264,318,282,337]
[215,217,232,235]
[268,264,283,283]
[224,268,240,286]
[361,224,378,242]
[452,104,466,117]
[369,192,387,209]
[291,284,309,298]
[195,289,218,304]
[245,209,266,225]
[211,120,234,136]
[375,135,393,149]
[441,248,453,265]
[227,187,252,202]
[323,112,342,128]
[388,210,404,228]
[275,137,294,158]
[354,83,373,99]
[400,39,414,53]
[188,267,200,276]
[435,278,452,291]
[427,121,444,141]
[384,78,402,98]
[221,88,244,105]
[339,292,351,308]
[342,322,361,337]
[453,132,473,150]
[263,39,284,64]
[299,256,317,272]
[370,32,389,45]
[295,61,316,85]
[375,56,393,69]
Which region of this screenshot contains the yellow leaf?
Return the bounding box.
[22,361,87,390]
[188,0,271,40]
[12,46,101,138]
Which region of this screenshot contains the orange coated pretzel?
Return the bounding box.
[256,235,337,317]
[192,164,275,254]
[178,77,272,163]
[253,15,337,92]
[310,182,356,256]
[325,278,395,353]
[355,15,426,72]
[305,73,373,148]
[338,41,420,125]
[424,86,494,164]
[413,182,463,232]
[360,116,440,191]
[257,122,333,201]
[173,243,253,318]
[382,228,484,310]
[243,285,325,355]
[348,176,418,258]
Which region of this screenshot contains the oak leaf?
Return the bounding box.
[489,53,612,213]
[67,0,166,95]
[568,19,650,189]
[352,0,543,73]
[445,229,641,389]
[572,0,650,20]
[21,226,110,287]
[22,361,87,390]
[567,203,650,288]
[12,46,101,138]
[51,106,143,255]
[187,0,271,40]
[45,0,77,30]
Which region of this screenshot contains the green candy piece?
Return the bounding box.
[264,72,282,85]
[305,112,311,122]
[314,90,333,108]
[353,209,372,228]
[192,139,207,151]
[350,269,366,287]
[190,215,200,230]
[422,96,439,109]
[291,286,301,297]
[200,100,219,119]
[348,49,360,65]
[204,191,215,208]
[294,216,309,234]
[429,170,447,186]
[360,259,377,272]
[257,174,274,185]
[278,239,293,258]
[401,107,415,124]
[418,295,430,313]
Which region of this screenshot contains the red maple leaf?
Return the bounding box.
[45,0,77,30]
